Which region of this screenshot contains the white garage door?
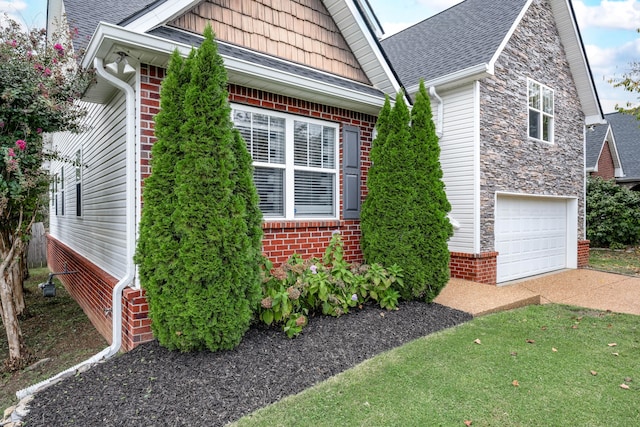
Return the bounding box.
[496,196,568,283]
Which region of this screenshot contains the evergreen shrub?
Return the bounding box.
[136,27,263,351]
[361,81,453,302]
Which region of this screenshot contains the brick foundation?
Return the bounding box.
[449,251,499,285]
[578,240,590,268]
[47,235,150,351]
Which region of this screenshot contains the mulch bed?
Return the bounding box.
[23,302,471,426]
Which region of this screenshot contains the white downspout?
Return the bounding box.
[16,57,137,399]
[429,86,443,138]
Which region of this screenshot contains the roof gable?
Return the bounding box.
[607,112,640,180]
[380,0,603,123]
[167,0,370,83]
[381,0,527,90]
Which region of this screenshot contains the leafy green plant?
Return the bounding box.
[257,233,404,337]
[586,176,640,248]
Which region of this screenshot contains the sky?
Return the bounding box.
[1,0,638,113]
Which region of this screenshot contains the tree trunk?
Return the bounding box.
[0,212,33,370]
[12,261,25,316]
[0,266,30,370]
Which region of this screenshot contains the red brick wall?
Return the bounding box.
[47,235,152,351]
[578,240,590,268]
[450,252,498,285]
[593,141,615,180]
[139,65,375,265]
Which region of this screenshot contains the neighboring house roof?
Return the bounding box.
[585,122,623,177]
[606,112,640,182]
[585,123,611,169]
[380,0,603,124]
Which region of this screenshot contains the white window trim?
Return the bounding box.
[231,103,340,221]
[527,78,554,144]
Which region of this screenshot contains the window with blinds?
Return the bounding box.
[232,106,338,219]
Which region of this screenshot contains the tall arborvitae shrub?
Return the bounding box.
[135,50,193,347]
[409,81,453,301]
[362,82,453,302]
[136,27,263,351]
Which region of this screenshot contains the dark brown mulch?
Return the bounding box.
[23,302,472,426]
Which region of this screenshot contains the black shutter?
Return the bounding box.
[343,125,361,219]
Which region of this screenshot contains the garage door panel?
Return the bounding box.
[496,196,567,283]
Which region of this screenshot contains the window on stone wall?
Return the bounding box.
[232,105,338,219]
[528,79,554,143]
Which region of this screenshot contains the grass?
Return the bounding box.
[0,268,106,412]
[232,304,639,427]
[589,247,640,276]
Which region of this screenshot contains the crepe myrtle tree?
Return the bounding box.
[0,16,90,370]
[611,29,640,116]
[136,26,263,352]
[362,81,452,302]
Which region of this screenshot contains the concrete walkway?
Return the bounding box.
[434,269,640,316]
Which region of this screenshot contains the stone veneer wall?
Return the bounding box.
[478,0,586,252]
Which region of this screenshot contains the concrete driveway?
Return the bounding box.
[435,269,640,316]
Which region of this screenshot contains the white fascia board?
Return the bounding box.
[585,114,607,126]
[551,0,604,122]
[83,23,386,112]
[607,129,625,174]
[81,23,189,70]
[406,63,492,96]
[223,45,386,110]
[342,0,404,96]
[122,0,201,33]
[487,0,532,71]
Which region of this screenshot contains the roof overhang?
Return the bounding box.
[81,23,388,114]
[406,63,493,95]
[548,0,604,125]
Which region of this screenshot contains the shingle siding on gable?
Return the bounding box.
[169,0,370,83]
[478,0,585,252]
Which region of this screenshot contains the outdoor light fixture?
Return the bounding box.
[105,51,135,75]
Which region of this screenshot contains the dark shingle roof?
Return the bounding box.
[606,112,640,180]
[148,26,384,99]
[380,0,528,88]
[64,0,165,54]
[585,123,609,169]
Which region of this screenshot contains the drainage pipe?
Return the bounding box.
[16,57,137,399]
[429,86,444,138]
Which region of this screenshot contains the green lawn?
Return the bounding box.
[589,248,640,277]
[232,305,639,426]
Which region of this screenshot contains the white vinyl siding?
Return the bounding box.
[436,84,478,253]
[49,93,128,278]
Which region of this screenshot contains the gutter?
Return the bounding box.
[16,57,137,399]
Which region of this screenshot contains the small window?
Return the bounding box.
[528,79,554,143]
[59,167,65,216]
[75,150,82,216]
[232,106,339,219]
